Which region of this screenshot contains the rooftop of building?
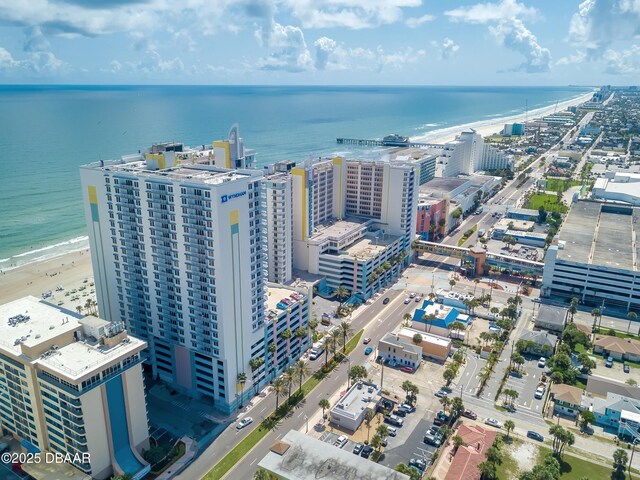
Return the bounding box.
[257,430,410,480]
[308,218,370,244]
[550,383,583,406]
[398,327,452,347]
[494,218,534,231]
[0,296,81,355]
[444,424,497,480]
[266,285,306,313]
[519,330,558,348]
[557,201,640,270]
[535,304,569,327]
[388,147,439,160]
[379,334,423,355]
[507,207,539,218]
[422,177,470,193]
[412,300,468,328]
[331,381,381,420]
[83,159,260,184]
[0,296,146,381]
[339,232,400,259]
[593,335,640,356]
[586,376,640,401]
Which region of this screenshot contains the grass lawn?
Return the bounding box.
[544,178,582,193]
[496,437,522,480]
[524,193,568,214]
[457,224,478,247]
[204,329,364,479]
[537,446,640,480]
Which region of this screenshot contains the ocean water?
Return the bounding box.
[0,85,590,270]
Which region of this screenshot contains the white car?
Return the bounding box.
[334,435,348,448]
[484,418,502,428]
[404,297,411,304]
[236,417,253,429]
[538,357,546,368]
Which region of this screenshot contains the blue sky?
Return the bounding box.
[0,0,638,85]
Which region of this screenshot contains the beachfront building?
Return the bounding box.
[436,129,512,177]
[262,162,295,283]
[80,146,267,413]
[387,147,437,185]
[541,201,640,311]
[0,296,149,480]
[291,157,418,299]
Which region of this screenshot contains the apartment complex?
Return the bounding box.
[0,297,149,479]
[437,129,512,177]
[80,148,266,413]
[542,201,640,311]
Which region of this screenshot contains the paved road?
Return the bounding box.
[178,287,418,479]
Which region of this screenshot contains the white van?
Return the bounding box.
[309,341,325,360]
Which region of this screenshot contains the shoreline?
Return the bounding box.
[0,90,595,305]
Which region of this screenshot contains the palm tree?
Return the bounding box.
[627,311,638,334]
[319,398,330,419]
[294,359,309,393]
[569,297,579,322]
[271,377,287,411]
[504,420,515,440]
[333,286,350,307]
[440,396,451,415]
[295,327,306,352]
[76,305,83,315]
[331,329,342,355]
[591,308,601,330]
[376,424,389,439]
[364,410,374,442]
[473,278,480,295]
[308,318,318,342]
[283,366,296,401]
[339,321,352,352]
[402,313,412,327]
[237,372,247,405]
[268,342,277,368]
[324,337,334,367]
[449,279,456,291]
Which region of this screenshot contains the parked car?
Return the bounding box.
[535,387,545,399]
[527,431,544,442]
[364,347,373,355]
[334,435,348,448]
[423,433,442,446]
[383,297,390,304]
[395,409,407,418]
[404,297,411,304]
[363,337,371,344]
[352,443,364,455]
[387,426,398,437]
[538,357,546,368]
[606,356,613,368]
[624,364,630,373]
[360,445,374,458]
[236,417,253,429]
[462,409,477,420]
[385,414,404,427]
[485,418,502,428]
[409,458,427,471]
[400,366,415,373]
[409,292,416,298]
[435,390,448,398]
[398,403,415,413]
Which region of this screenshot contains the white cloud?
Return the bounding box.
[0,45,71,75]
[556,51,587,66]
[603,45,640,74]
[566,0,640,73]
[313,37,425,72]
[440,37,459,59]
[256,22,313,72]
[23,26,50,52]
[405,14,435,28]
[284,0,422,30]
[445,0,537,24]
[445,0,549,73]
[489,19,551,72]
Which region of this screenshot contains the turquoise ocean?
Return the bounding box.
[0,85,591,270]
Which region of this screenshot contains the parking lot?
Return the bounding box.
[501,356,547,414]
[592,355,640,384]
[366,357,447,470]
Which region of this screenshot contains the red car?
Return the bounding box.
[400,366,414,373]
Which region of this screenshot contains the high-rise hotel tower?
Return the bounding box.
[80,136,266,413]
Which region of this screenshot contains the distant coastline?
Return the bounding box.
[0,85,592,271]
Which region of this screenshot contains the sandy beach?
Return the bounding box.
[0,249,96,311]
[0,90,595,311]
[417,90,595,144]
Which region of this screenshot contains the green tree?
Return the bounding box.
[339,321,352,352]
[331,329,342,355]
[333,286,351,307]
[443,366,457,386]
[401,380,419,405]
[349,365,368,385]
[579,410,595,432]
[612,448,628,480]
[591,308,602,330]
[504,420,515,440]
[449,279,456,290]
[318,398,330,418]
[627,311,638,334]
[376,424,389,439]
[486,445,503,466]
[272,377,287,411]
[283,366,296,400]
[549,425,574,458]
[452,435,465,449]
[450,396,465,420]
[395,464,421,480]
[294,359,309,392]
[253,469,272,480]
[237,372,247,404]
[295,327,306,350]
[364,410,374,442]
[412,333,423,345]
[577,353,595,374]
[371,434,383,453]
[479,460,498,480]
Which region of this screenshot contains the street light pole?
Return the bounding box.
[304,414,309,433]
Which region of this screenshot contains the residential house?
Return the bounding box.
[518,330,558,358]
[377,333,422,369]
[593,335,640,362]
[534,305,568,333]
[582,392,640,438]
[443,424,497,480]
[550,384,584,418]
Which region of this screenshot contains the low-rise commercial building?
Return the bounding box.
[592,172,640,206]
[377,334,422,369]
[396,327,451,362]
[0,297,150,480]
[329,382,381,432]
[506,208,539,221]
[593,335,640,362]
[534,305,568,333]
[411,300,469,339]
[257,430,409,480]
[541,201,640,311]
